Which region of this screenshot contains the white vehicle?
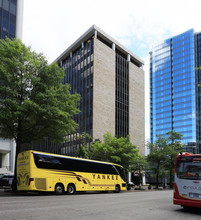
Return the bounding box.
[174,152,201,208]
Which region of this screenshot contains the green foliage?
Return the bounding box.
[75,132,92,158]
[166,130,183,144]
[0,38,81,190]
[87,132,140,170]
[0,38,80,149]
[163,130,184,187]
[147,130,185,188]
[147,136,168,188]
[131,155,147,173]
[131,155,147,186]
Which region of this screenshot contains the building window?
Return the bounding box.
[115,49,129,138]
[10,2,16,15]
[9,22,15,35]
[31,38,95,156]
[3,0,9,11]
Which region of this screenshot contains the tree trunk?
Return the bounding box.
[169,156,173,189]
[156,172,159,189]
[12,139,21,191]
[156,161,160,189]
[169,169,173,189]
[139,168,142,189]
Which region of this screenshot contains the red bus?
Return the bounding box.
[174,152,201,208]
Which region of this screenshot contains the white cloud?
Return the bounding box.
[23,0,201,62]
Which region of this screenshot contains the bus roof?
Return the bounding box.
[24,150,124,168]
[176,152,201,158]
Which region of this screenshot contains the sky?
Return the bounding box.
[22,0,201,141]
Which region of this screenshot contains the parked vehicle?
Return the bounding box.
[127,182,135,190]
[0,174,14,188]
[17,150,127,194]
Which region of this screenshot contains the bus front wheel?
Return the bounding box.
[67,184,76,195]
[114,185,121,193]
[55,183,64,195]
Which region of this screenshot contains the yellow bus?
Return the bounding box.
[17,150,127,194]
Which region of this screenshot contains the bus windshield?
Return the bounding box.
[114,165,126,182]
[176,156,201,180]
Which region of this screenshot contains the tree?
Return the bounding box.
[131,155,147,188]
[147,131,185,188]
[75,132,92,158]
[163,131,184,188]
[147,136,167,188]
[87,132,140,170]
[0,38,80,189]
[166,130,183,144]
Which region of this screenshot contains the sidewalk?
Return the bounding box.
[0,186,173,197]
[127,184,172,192]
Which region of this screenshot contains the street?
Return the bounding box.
[0,190,201,220]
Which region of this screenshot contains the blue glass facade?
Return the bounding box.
[150,29,199,153]
[195,32,201,153]
[0,0,17,39]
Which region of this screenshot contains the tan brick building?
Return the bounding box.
[54,25,145,156]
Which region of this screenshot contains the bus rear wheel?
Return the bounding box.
[67,184,76,195]
[114,184,121,193]
[55,183,64,195]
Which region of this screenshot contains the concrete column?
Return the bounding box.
[112,43,115,51]
[127,54,130,62]
[16,0,24,40]
[94,30,97,39]
[142,175,146,185]
[10,140,16,173]
[128,172,131,182]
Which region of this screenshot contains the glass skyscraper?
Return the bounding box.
[0,0,23,39]
[150,29,201,153]
[195,32,201,152]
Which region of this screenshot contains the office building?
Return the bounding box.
[0,0,23,39]
[0,0,23,174]
[45,25,145,156]
[150,29,201,153]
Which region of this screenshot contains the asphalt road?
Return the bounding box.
[0,190,201,220]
